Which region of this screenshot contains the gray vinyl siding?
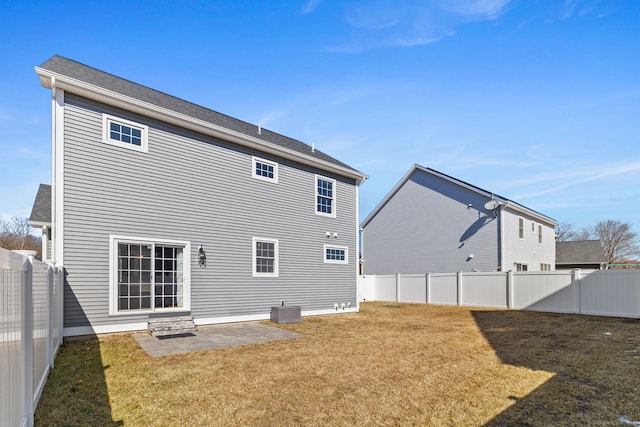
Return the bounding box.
[362,168,499,275]
[62,93,358,329]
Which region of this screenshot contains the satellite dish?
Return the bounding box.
[484,200,501,211]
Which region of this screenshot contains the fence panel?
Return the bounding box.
[460,272,508,308]
[580,270,640,318]
[374,275,398,302]
[429,273,458,305]
[511,271,576,313]
[0,248,64,427]
[398,274,427,303]
[358,275,377,301]
[1,251,28,427]
[32,260,51,406]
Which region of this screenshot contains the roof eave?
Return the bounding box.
[35,67,368,183]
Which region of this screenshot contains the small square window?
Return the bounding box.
[103,114,148,153]
[252,156,278,183]
[324,245,348,264]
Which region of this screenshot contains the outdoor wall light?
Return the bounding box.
[198,244,207,267]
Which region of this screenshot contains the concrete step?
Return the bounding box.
[148,316,197,337]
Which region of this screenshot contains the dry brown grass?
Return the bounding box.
[35,302,640,426]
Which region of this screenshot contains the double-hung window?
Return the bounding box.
[316,175,336,217]
[110,236,190,315]
[103,114,148,152]
[253,237,279,277]
[538,225,543,244]
[324,245,348,264]
[252,156,278,183]
[518,217,525,239]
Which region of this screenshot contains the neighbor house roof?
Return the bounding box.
[361,164,557,228]
[556,240,606,266]
[35,55,367,182]
[28,183,51,226]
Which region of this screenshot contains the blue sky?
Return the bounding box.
[1,0,639,234]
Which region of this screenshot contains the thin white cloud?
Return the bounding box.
[301,0,322,15]
[329,0,512,52]
[437,0,512,20]
[511,161,640,200]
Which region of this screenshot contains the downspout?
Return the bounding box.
[50,77,57,265]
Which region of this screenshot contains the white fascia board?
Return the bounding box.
[35,67,367,183]
[502,202,558,227]
[28,220,51,228]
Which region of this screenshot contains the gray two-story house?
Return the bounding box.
[361,165,557,275]
[33,55,367,337]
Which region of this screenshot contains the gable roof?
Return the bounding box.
[361,164,557,228]
[28,183,51,226]
[35,55,367,182]
[556,240,606,265]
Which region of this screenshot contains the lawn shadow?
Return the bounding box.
[471,309,640,426]
[35,335,123,426]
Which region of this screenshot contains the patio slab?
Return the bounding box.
[132,322,304,357]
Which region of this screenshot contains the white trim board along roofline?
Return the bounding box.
[35,57,367,184]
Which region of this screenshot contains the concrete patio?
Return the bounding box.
[132,322,304,357]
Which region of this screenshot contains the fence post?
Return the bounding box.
[426,273,431,305]
[572,269,581,314]
[507,270,514,309]
[21,256,34,427]
[457,271,463,306]
[395,273,400,302]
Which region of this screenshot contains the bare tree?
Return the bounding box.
[555,222,591,242]
[0,216,42,256]
[593,220,639,264]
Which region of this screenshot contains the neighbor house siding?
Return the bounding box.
[363,168,499,275]
[501,210,555,271]
[62,93,358,330]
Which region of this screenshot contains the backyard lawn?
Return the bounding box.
[35,302,640,426]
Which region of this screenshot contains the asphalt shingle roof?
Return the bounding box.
[556,240,606,265]
[37,55,362,176]
[29,184,51,224]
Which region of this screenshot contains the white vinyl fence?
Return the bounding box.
[1,248,64,427]
[358,269,640,318]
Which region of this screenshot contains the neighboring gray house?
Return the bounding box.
[556,240,606,270]
[361,165,557,275]
[28,183,52,261]
[33,55,367,337]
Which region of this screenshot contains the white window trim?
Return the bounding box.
[252,237,279,277]
[518,217,525,240]
[324,244,348,264]
[109,235,191,316]
[102,114,149,153]
[251,156,279,183]
[538,225,543,244]
[315,174,337,218]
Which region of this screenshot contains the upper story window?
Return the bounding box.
[518,217,525,239]
[538,225,543,244]
[103,114,148,153]
[252,156,278,183]
[324,245,348,264]
[316,175,336,218]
